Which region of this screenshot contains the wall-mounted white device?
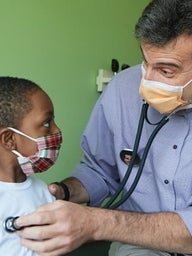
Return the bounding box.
[96,69,113,92]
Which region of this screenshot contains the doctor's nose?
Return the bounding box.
[143,67,154,80]
[142,63,155,81]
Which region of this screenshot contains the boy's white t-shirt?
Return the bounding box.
[0,176,55,256]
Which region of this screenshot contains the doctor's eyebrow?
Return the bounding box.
[140,48,180,69]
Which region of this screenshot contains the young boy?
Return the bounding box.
[0,76,62,255]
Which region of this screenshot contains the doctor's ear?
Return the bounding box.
[0,128,16,150]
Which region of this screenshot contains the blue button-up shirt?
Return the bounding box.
[72,64,192,235]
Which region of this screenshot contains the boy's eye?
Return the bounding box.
[43,115,54,128]
[43,121,50,128]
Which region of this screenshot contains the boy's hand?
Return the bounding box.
[48,183,64,200]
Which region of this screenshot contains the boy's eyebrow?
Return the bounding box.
[43,110,54,119]
[45,110,54,115]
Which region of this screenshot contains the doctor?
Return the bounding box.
[16,0,192,255]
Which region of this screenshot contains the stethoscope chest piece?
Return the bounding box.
[3,216,21,233]
[120,149,140,165]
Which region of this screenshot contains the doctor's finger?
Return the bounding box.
[20,236,72,256]
[15,210,54,230]
[17,222,56,241]
[15,200,66,228]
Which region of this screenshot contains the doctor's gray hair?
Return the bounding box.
[135,0,192,45]
[0,77,42,128]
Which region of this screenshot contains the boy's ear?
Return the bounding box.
[0,128,16,150]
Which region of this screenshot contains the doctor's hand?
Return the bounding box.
[16,200,98,256]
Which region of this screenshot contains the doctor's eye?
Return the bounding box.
[159,68,175,78]
[161,69,172,75]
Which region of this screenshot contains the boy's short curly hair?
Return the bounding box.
[0,76,42,128]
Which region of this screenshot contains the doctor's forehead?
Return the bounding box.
[140,35,192,67]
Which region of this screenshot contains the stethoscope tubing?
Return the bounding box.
[103,103,170,209]
[103,103,147,208]
[109,114,169,209]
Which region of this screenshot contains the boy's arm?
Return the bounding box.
[48,177,90,203]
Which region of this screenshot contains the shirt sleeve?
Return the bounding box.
[72,65,143,206]
[176,208,192,236]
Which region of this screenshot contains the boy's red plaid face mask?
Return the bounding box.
[8,127,62,175]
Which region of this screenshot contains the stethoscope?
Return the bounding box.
[3,216,21,232]
[103,102,174,209]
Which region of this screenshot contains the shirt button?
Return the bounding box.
[164,179,169,184]
[173,145,177,149]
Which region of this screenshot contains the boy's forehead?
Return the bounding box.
[18,89,54,133]
[32,90,53,110]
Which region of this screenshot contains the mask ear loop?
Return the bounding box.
[12,150,23,157]
[7,127,37,142]
[8,127,38,158]
[181,79,192,107]
[183,78,192,88]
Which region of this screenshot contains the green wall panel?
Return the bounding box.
[0,0,149,183]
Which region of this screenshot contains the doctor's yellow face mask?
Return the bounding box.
[139,65,192,114]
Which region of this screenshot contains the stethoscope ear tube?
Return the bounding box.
[103,103,169,209]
